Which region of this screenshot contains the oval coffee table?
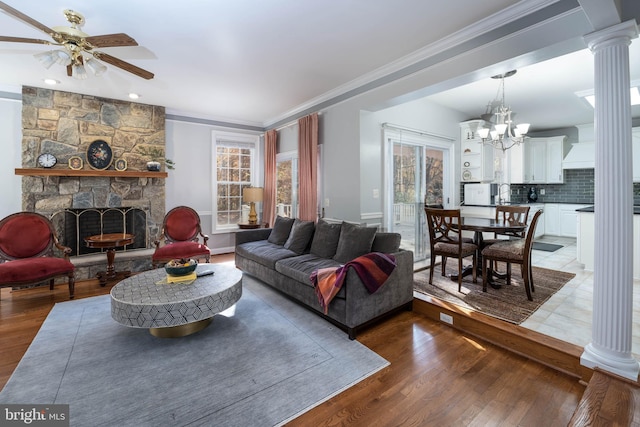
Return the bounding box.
[110,263,242,338]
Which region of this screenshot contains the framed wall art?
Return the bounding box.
[68,156,83,170]
[86,140,113,170]
[114,158,128,171]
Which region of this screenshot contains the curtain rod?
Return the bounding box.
[267,111,324,134]
[382,122,455,142]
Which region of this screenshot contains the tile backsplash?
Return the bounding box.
[461,169,640,205]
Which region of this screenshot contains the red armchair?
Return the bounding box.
[0,212,75,299]
[152,206,211,268]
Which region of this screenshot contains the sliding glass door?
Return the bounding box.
[384,127,454,263]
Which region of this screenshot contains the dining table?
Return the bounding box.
[450,216,526,288]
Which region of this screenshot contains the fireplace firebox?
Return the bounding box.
[61,208,147,257]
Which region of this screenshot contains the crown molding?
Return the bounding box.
[264,0,573,127]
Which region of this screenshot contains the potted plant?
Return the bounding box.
[135,146,175,171]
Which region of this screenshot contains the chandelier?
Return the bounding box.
[477,70,530,151]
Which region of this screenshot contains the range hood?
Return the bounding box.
[562,142,595,169]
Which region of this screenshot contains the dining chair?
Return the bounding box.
[482,205,530,273]
[481,209,543,301]
[425,208,478,292]
[152,206,211,268]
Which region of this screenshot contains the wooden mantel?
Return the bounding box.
[15,168,168,178]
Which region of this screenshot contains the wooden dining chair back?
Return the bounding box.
[481,209,543,301]
[494,205,530,239]
[425,208,478,292]
[0,212,75,299]
[152,206,211,268]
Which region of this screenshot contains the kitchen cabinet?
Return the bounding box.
[544,203,589,237]
[559,204,589,238]
[507,136,566,184]
[525,138,546,183]
[460,120,494,182]
[507,144,525,184]
[527,204,545,238]
[578,210,640,279]
[545,136,565,183]
[543,203,560,235]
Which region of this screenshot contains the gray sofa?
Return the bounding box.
[235,216,414,339]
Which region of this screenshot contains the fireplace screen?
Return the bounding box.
[62,208,147,256]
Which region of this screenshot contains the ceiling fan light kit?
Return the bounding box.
[0,2,154,80]
[477,70,530,151]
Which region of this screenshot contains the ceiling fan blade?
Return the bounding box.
[93,51,154,80]
[0,35,51,44]
[85,33,138,48]
[0,1,56,36]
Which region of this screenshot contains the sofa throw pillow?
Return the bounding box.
[284,219,315,254]
[371,232,401,254]
[267,215,295,245]
[333,222,377,263]
[309,219,342,258]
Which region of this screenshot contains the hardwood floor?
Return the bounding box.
[0,253,626,425]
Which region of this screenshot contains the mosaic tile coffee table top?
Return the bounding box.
[110,264,242,329]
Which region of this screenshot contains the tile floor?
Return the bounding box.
[509,235,640,359]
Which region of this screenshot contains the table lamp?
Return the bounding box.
[243,187,263,225]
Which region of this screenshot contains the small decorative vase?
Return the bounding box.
[146,161,161,171]
[527,187,538,203]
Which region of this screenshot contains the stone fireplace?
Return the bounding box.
[19,86,167,280]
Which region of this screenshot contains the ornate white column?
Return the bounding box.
[580,20,639,381]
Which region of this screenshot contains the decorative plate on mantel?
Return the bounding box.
[86,140,113,170]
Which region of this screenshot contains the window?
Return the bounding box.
[276,151,298,218]
[213,131,260,230]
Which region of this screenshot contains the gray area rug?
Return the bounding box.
[0,276,388,427]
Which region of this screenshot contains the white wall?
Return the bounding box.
[0,97,22,219]
[165,119,263,254]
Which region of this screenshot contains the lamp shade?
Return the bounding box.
[243,187,263,203]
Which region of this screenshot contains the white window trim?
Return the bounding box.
[211,130,261,232]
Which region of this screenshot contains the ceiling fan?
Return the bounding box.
[0,1,154,80]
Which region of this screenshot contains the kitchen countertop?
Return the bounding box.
[577,206,640,214]
[462,202,556,208]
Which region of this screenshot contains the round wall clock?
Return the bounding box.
[86,140,113,170]
[37,153,57,168]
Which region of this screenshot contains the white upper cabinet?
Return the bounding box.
[508,136,566,184]
[545,136,566,183]
[460,120,494,182]
[525,138,547,183]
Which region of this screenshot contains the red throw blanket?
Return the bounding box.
[310,252,396,314]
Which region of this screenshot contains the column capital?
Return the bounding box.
[583,20,638,51]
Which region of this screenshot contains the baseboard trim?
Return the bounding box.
[413,294,593,383]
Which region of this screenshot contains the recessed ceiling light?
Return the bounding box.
[128,93,140,100]
[43,78,59,85]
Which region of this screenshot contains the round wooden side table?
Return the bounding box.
[84,233,135,286]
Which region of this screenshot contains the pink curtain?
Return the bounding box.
[263,129,277,228]
[298,113,318,221]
